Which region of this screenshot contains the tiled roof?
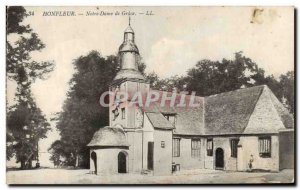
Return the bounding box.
[143,90,203,113]
[173,106,204,135]
[204,85,264,135]
[145,112,174,130]
[145,85,294,135]
[143,91,205,134]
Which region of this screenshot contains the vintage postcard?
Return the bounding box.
[6,6,295,184]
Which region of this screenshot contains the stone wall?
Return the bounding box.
[126,130,143,173]
[208,137,238,171]
[153,129,173,175]
[172,137,205,170]
[110,81,150,129]
[170,135,281,172]
[142,114,154,170]
[171,136,238,171]
[237,135,279,171]
[90,148,129,175]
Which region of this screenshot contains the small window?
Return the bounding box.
[173,138,180,157]
[164,114,176,126]
[259,136,271,158]
[121,108,125,119]
[230,139,239,158]
[191,139,201,158]
[207,139,213,156]
[161,141,165,148]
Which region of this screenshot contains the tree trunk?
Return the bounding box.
[27,159,32,169]
[75,154,79,168]
[20,160,25,170]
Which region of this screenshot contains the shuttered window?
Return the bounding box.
[230,139,239,158]
[207,139,213,156]
[191,139,201,158]
[164,114,176,126]
[173,138,180,157]
[259,137,271,158]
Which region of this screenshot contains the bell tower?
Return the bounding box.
[113,17,145,82]
[110,18,149,129]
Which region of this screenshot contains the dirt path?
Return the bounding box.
[6,168,294,184]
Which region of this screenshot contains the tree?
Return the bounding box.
[185,52,294,114]
[48,140,75,167]
[184,52,286,103]
[279,71,294,113]
[6,6,54,83]
[6,6,54,169]
[6,6,31,34]
[148,52,294,114]
[51,50,147,168]
[7,89,50,169]
[185,52,269,96]
[52,51,116,167]
[146,72,187,92]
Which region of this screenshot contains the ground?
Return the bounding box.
[6,168,294,184]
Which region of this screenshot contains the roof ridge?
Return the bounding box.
[205,85,266,98]
[151,85,267,99]
[150,90,204,99]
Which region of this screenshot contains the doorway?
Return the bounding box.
[215,148,224,169]
[147,142,154,170]
[118,152,127,173]
[91,152,97,174]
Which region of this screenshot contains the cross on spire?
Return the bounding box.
[129,16,131,26]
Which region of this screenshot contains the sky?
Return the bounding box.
[6,6,294,167]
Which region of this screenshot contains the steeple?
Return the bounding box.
[129,16,131,26]
[113,18,145,82]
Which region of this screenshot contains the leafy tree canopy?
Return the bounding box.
[147,52,294,114]
[6,6,53,169]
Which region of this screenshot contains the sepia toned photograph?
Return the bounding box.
[6,6,295,184]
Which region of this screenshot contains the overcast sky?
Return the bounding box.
[6,6,294,166]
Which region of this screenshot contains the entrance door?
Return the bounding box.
[147,142,154,170]
[215,148,224,169]
[91,152,97,174]
[118,152,127,173]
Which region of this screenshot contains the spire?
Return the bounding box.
[121,17,137,50]
[124,24,134,34]
[129,16,131,26]
[113,20,145,82]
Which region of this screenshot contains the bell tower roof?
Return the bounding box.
[124,16,134,33]
[124,26,134,33]
[119,17,139,53]
[124,23,134,33]
[113,18,146,84]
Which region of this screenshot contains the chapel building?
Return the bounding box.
[87,21,294,176]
